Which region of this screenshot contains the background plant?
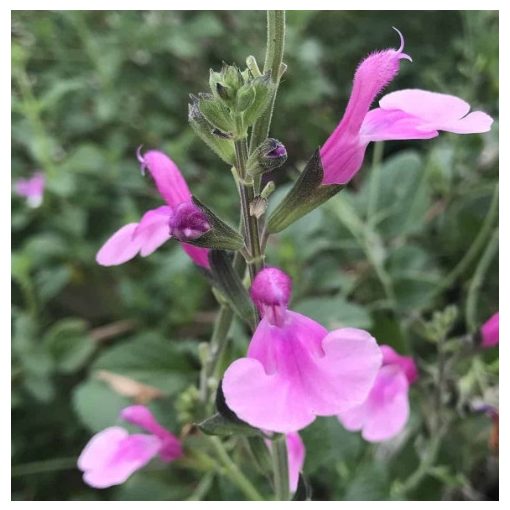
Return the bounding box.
[12,10,498,501]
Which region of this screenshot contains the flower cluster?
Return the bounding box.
[77,25,495,498]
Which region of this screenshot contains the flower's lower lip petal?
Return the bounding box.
[81,434,161,488]
[96,223,143,266]
[222,357,316,433]
[438,111,494,134]
[359,367,410,442]
[314,327,383,413]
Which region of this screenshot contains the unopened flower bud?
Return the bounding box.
[169,202,211,242]
[250,196,267,219]
[247,138,287,176]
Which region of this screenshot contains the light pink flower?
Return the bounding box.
[78,405,182,489]
[337,345,417,442]
[265,432,306,493]
[481,312,499,348]
[14,171,45,208]
[222,267,382,433]
[96,149,210,268]
[320,30,493,185]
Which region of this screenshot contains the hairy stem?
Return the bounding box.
[235,138,264,280]
[271,435,290,500]
[465,229,498,332]
[249,10,286,192]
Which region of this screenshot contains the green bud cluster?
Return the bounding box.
[189,63,275,145]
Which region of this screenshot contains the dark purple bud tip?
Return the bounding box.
[250,267,292,326]
[266,141,287,159]
[169,202,211,242]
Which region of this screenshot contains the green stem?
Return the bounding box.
[439,183,498,292]
[235,138,264,280]
[11,458,77,477]
[209,437,264,501]
[271,435,290,500]
[366,142,384,223]
[465,229,498,333]
[249,10,286,193]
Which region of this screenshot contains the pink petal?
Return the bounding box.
[223,312,381,432]
[379,89,470,124]
[379,89,493,134]
[78,427,162,489]
[96,223,143,266]
[286,432,305,493]
[380,345,418,384]
[141,150,191,207]
[134,206,173,257]
[120,405,183,462]
[360,108,438,143]
[320,34,411,186]
[481,312,499,348]
[438,111,494,134]
[338,365,410,442]
[180,242,210,269]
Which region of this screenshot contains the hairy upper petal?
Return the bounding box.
[142,150,191,207]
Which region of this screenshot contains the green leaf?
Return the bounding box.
[73,379,130,432]
[92,332,197,395]
[293,296,372,329]
[209,250,257,328]
[44,318,96,373]
[198,412,263,437]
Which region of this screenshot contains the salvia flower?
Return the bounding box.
[320,29,493,185]
[78,405,182,489]
[337,345,417,442]
[265,432,305,493]
[96,149,210,268]
[222,267,382,433]
[14,171,45,208]
[481,312,499,348]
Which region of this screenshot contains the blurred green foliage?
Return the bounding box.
[12,11,498,501]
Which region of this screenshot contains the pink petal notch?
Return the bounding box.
[222,268,382,433]
[338,344,417,442]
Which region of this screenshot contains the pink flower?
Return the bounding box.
[265,432,306,493]
[481,312,499,348]
[337,345,417,442]
[96,149,210,268]
[222,267,382,433]
[320,29,493,185]
[14,171,45,208]
[78,405,182,489]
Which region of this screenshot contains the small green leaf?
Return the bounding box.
[209,250,257,328]
[198,412,263,437]
[293,474,313,500]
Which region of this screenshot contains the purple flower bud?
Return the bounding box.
[266,142,287,159]
[168,202,211,242]
[250,267,292,326]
